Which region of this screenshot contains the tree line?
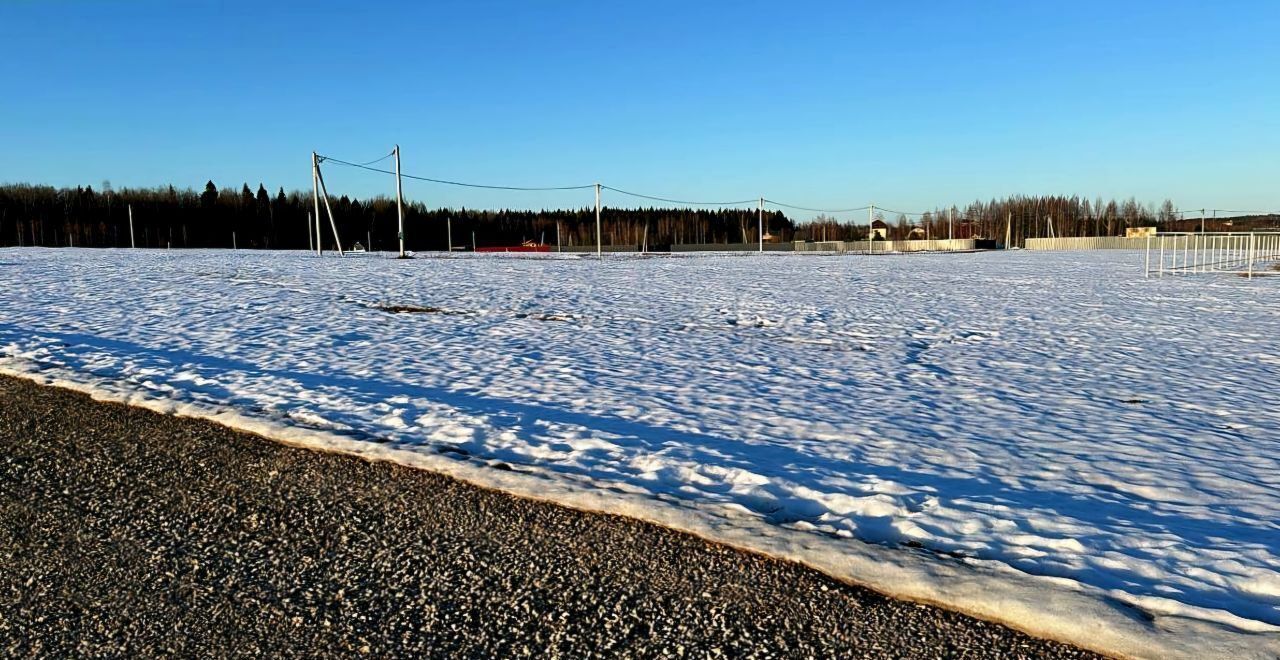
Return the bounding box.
[0,181,796,250]
[0,182,1272,250]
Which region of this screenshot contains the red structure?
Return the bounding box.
[475,240,551,253]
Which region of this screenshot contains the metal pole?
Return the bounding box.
[1159,236,1165,277]
[595,183,602,259]
[868,204,874,254]
[758,197,764,253]
[307,211,314,252]
[395,145,405,258]
[1248,232,1256,278]
[447,216,453,252]
[1144,234,1151,278]
[128,204,135,248]
[232,231,237,250]
[556,221,561,253]
[312,152,323,256]
[949,207,954,241]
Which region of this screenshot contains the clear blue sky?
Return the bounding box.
[2,1,1277,218]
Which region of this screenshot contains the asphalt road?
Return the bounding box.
[0,374,1104,658]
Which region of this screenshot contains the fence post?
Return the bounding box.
[1248,232,1256,279]
[1159,236,1165,277]
[868,204,875,255]
[1144,234,1151,278]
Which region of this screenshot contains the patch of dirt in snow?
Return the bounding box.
[373,304,475,316]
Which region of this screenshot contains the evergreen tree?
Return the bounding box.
[200,181,218,209]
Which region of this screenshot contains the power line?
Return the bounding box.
[874,206,925,217]
[601,186,755,207]
[322,154,753,205]
[763,199,870,213]
[318,155,596,191]
[349,150,396,167]
[1212,209,1279,216]
[322,152,1275,221]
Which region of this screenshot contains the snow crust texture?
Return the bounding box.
[2,248,1278,658]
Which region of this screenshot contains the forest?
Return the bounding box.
[0,181,1273,250]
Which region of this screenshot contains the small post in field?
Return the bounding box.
[758,197,764,253]
[395,144,405,258]
[312,152,323,256]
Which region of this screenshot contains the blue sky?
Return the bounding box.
[1,1,1277,218]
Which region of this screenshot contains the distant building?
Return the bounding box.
[870,219,889,239]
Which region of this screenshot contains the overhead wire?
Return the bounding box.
[322,152,1262,223]
[601,186,755,207]
[874,206,925,217]
[318,155,596,191]
[1211,209,1279,216]
[763,199,870,214]
[350,149,396,167]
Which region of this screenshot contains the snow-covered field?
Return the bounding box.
[2,248,1278,658]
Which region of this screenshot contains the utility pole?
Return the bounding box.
[868,204,875,254]
[312,152,322,256]
[307,211,314,252]
[395,144,406,258]
[313,155,344,256]
[949,207,954,241]
[128,204,135,248]
[1200,208,1206,234]
[595,183,602,259]
[758,197,764,253]
[556,221,561,253]
[447,216,453,252]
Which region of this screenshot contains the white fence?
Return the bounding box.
[1026,237,1149,250]
[875,238,976,252]
[793,239,975,253]
[1144,232,1280,278]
